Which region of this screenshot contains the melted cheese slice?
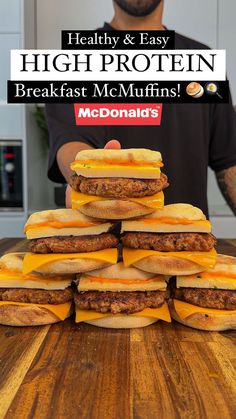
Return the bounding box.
[121,218,211,233]
[71,158,163,167]
[71,160,162,179]
[75,303,171,323]
[25,219,114,240]
[0,269,72,290]
[173,299,236,320]
[24,220,101,232]
[71,190,164,210]
[78,274,167,292]
[23,249,118,275]
[123,247,217,269]
[177,273,236,290]
[25,223,113,240]
[0,301,72,320]
[197,271,236,279]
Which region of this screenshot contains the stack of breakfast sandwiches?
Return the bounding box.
[0,148,235,331]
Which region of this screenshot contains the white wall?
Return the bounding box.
[218,0,236,104]
[163,0,218,48]
[0,0,57,237]
[0,0,26,237]
[163,0,235,219]
[37,0,113,49]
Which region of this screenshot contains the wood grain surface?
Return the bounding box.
[0,238,235,419]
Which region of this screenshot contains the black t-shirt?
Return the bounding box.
[45,23,236,217]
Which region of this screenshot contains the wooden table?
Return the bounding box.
[0,238,235,419]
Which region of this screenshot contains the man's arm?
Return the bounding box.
[215,165,236,215]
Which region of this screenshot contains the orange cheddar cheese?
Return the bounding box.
[123,247,217,269]
[0,268,72,290]
[173,299,236,320]
[141,217,211,228]
[71,190,164,210]
[197,271,236,280]
[23,249,118,275]
[83,274,164,285]
[71,159,164,169]
[75,302,171,323]
[24,219,101,233]
[0,269,71,283]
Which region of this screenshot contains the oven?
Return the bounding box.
[0,140,23,211]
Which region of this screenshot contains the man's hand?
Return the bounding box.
[66,140,121,208]
[216,165,236,215]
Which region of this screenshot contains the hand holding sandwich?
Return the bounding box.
[65,139,121,208]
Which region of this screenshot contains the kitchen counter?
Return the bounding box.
[0,238,235,419]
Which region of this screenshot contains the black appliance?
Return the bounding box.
[0,140,23,211]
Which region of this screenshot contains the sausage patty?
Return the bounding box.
[29,233,119,254]
[122,232,216,252]
[74,289,169,314]
[174,288,236,310]
[0,287,73,304]
[69,173,169,198]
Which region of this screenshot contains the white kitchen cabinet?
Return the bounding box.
[36,0,218,49]
[0,0,56,237]
[163,0,217,48]
[0,34,20,101]
[0,215,26,238]
[218,0,236,103]
[208,170,233,217]
[164,0,236,103]
[0,0,21,33]
[0,6,26,238]
[211,216,236,238]
[164,0,234,219]
[36,0,113,49]
[0,105,22,138]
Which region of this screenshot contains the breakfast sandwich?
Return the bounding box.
[0,252,73,326]
[74,262,171,328]
[169,254,236,331]
[70,148,168,219]
[23,209,118,274]
[121,204,217,275]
